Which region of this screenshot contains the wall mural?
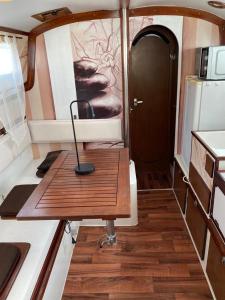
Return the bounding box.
[70,19,122,120]
[25,16,221,157]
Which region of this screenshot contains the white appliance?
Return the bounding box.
[181,76,225,173]
[196,46,225,80]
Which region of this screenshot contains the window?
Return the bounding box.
[0,43,13,75]
[0,36,26,142]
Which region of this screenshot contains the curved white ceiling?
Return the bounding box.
[0,0,225,32]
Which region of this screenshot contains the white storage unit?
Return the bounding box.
[181,77,225,174]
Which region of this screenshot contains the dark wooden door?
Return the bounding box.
[130,26,178,173]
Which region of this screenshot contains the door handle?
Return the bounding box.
[133,98,143,107]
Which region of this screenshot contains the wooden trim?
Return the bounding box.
[24,10,120,91]
[24,35,36,91]
[31,221,66,300]
[30,10,120,37]
[0,26,29,36]
[129,6,225,26]
[25,6,225,92]
[0,243,30,300]
[219,24,225,44]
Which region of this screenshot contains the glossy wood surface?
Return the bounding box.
[24,6,225,93]
[17,149,130,220]
[174,159,188,213]
[129,6,225,26]
[62,190,212,299]
[189,163,211,213]
[136,166,172,190]
[207,237,225,300]
[186,188,207,259]
[130,25,178,171]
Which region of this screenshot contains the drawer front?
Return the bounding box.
[207,237,225,300]
[189,163,211,213]
[186,188,207,259]
[212,185,225,239]
[191,137,214,192]
[174,160,187,213]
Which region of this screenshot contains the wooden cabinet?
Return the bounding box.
[207,237,225,300]
[189,135,215,213]
[189,162,211,213]
[211,172,225,240]
[190,135,214,193]
[186,188,207,259]
[185,132,225,299]
[174,159,188,213]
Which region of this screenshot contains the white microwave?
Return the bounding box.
[196,46,225,80]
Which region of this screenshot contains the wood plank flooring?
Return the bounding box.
[136,167,172,190]
[62,190,213,300]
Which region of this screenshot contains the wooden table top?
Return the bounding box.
[17,148,130,220]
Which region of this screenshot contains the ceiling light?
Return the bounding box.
[208,1,225,8]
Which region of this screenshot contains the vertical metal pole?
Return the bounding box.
[106,220,117,245]
[121,7,130,148]
[70,101,80,169]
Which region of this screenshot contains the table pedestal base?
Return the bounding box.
[99,220,117,248]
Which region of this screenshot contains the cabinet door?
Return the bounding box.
[189,162,211,213]
[186,188,207,259]
[174,160,187,213]
[211,173,225,239]
[207,237,225,300]
[190,136,214,192]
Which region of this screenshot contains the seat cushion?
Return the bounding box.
[0,244,21,295]
[36,150,63,178]
[0,185,37,217]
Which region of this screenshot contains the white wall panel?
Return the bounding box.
[44,26,78,120]
[28,119,122,143]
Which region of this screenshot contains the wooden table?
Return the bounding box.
[17,148,130,245]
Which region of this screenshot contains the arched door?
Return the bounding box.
[130,25,178,189]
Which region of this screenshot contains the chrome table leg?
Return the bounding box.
[99,220,117,247]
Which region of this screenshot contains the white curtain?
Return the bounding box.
[0,35,26,144]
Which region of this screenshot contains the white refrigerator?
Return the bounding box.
[181,76,225,173]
